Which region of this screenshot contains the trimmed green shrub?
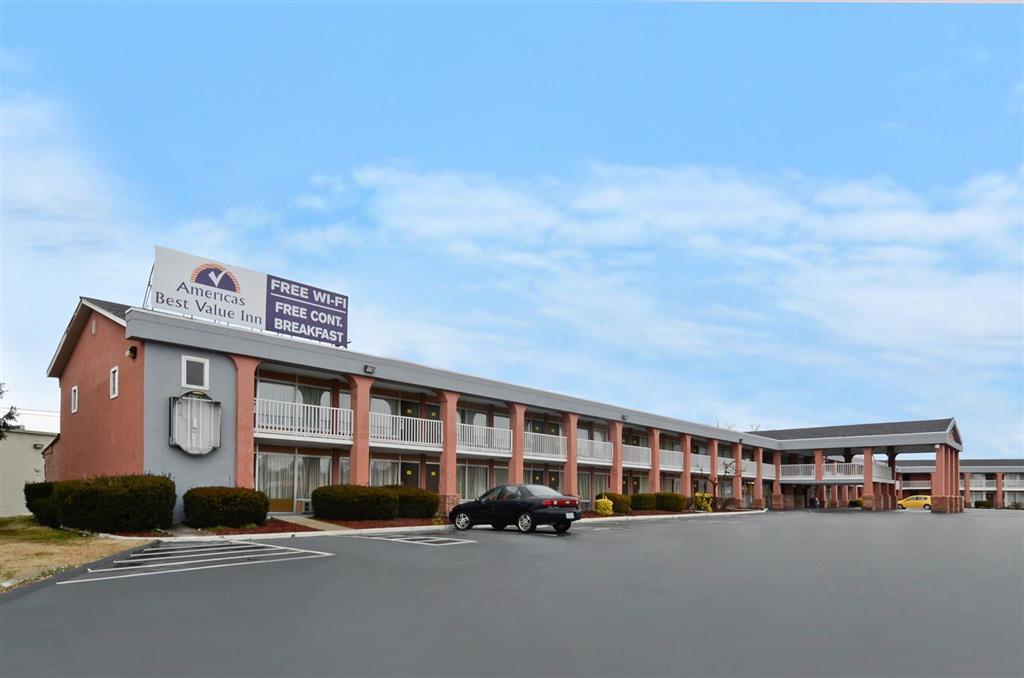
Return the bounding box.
[630,493,657,510]
[387,486,440,518]
[596,491,631,514]
[50,475,175,533]
[312,485,398,520]
[183,486,269,528]
[974,500,993,509]
[655,492,687,512]
[24,481,58,527]
[849,498,864,508]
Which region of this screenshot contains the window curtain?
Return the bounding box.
[493,467,509,487]
[296,456,330,499]
[370,460,400,486]
[257,453,294,500]
[339,458,351,485]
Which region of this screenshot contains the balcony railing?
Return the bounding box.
[254,398,352,441]
[578,439,613,465]
[524,431,566,461]
[691,453,713,475]
[622,444,651,468]
[902,480,932,490]
[778,462,894,483]
[457,423,512,457]
[660,449,683,471]
[369,411,442,449]
[1003,478,1024,490]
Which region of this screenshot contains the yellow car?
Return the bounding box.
[898,495,932,510]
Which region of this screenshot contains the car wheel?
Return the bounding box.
[922,504,931,510]
[452,511,472,530]
[515,512,536,533]
[553,521,571,533]
[491,523,506,530]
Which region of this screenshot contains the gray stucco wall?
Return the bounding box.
[1,431,52,516]
[143,342,237,521]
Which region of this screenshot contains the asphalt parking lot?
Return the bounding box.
[2,510,1022,678]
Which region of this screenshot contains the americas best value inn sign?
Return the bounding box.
[149,246,349,347]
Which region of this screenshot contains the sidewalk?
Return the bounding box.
[98,508,768,543]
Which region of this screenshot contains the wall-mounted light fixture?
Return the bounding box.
[363,364,376,375]
[125,345,138,360]
[621,414,628,422]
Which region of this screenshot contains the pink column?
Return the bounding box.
[437,390,459,509]
[347,374,374,486]
[839,485,849,505]
[730,442,742,507]
[610,420,623,493]
[508,403,526,483]
[932,444,946,512]
[962,471,971,508]
[230,355,261,489]
[814,449,825,505]
[563,412,579,496]
[862,447,875,510]
[995,472,1004,509]
[753,447,764,508]
[709,439,719,499]
[772,450,783,509]
[682,433,693,496]
[647,427,661,493]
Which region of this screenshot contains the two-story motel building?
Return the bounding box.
[44,298,986,519]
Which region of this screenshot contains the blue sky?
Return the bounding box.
[2,3,1022,457]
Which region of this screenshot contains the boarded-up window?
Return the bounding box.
[169,396,222,455]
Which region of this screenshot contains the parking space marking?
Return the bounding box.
[58,540,333,585]
[349,533,475,547]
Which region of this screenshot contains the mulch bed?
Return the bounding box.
[112,530,169,537]
[317,517,443,530]
[202,518,321,535]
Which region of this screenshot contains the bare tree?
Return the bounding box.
[691,455,738,509]
[0,383,17,441]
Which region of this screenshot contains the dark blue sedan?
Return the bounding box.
[449,484,581,533]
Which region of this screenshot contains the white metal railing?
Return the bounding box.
[1003,478,1024,490]
[741,459,758,478]
[254,398,352,440]
[966,479,998,490]
[622,444,651,468]
[717,456,734,476]
[763,463,776,481]
[873,462,893,481]
[660,449,683,471]
[524,431,566,460]
[902,480,932,490]
[456,423,512,456]
[691,453,714,475]
[369,411,442,449]
[781,463,816,479]
[578,439,613,464]
[823,462,863,478]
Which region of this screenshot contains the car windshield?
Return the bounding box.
[524,484,561,497]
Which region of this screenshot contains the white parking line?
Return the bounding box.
[58,540,333,585]
[350,534,475,547]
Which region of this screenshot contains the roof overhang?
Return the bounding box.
[124,308,784,448]
[47,298,127,378]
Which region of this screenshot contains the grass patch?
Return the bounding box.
[0,516,135,591]
[0,516,88,544]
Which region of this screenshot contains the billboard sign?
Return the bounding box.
[149,246,348,347]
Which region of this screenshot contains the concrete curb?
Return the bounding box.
[576,508,768,525]
[95,509,770,543]
[101,523,454,543]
